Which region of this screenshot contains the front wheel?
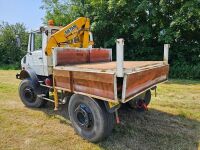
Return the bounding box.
[68,94,115,142]
[19,79,46,108]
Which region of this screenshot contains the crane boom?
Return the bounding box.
[45,17,93,56]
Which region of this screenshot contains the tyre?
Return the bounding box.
[19,78,46,108]
[128,90,151,109]
[68,94,115,142]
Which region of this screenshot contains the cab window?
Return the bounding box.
[34,32,42,51]
[51,29,59,35]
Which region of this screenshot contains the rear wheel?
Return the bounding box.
[19,79,46,108]
[128,90,151,110]
[68,94,115,142]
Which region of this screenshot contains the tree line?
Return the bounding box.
[0,0,199,79]
[0,22,28,69]
[41,0,200,79]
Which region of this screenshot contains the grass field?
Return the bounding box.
[0,70,200,150]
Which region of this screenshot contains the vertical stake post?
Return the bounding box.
[116,39,124,77]
[53,71,58,111]
[164,44,170,63]
[54,88,58,111]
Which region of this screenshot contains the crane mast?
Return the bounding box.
[45,17,93,56]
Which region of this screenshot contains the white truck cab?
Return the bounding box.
[21,26,60,76]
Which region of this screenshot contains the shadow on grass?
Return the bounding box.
[32,103,200,150]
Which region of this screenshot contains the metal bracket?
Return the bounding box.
[104,101,120,113]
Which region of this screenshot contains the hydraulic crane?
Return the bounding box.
[45,17,93,56]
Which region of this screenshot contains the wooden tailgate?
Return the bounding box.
[122,64,169,102]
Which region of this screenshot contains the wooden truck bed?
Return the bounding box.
[53,61,169,103]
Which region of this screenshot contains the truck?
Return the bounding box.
[16,17,169,142]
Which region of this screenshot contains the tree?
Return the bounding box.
[41,0,200,79]
[0,22,28,66]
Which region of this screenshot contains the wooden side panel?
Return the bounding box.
[90,48,111,62]
[57,49,89,65]
[72,72,115,99]
[124,65,169,99]
[54,69,71,90]
[54,69,115,100]
[56,48,112,66]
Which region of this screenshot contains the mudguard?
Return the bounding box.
[16,68,39,87]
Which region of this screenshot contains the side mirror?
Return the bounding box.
[15,35,21,48]
[45,30,48,36]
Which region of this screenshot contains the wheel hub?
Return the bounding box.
[24,88,35,103]
[75,104,93,129]
[136,99,148,111]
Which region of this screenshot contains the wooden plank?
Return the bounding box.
[124,65,169,99]
[54,70,71,90]
[56,49,89,65]
[56,61,163,70]
[72,72,115,99]
[122,80,168,103]
[55,48,112,66]
[53,69,115,100]
[90,48,112,62]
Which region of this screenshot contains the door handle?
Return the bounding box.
[38,57,43,60]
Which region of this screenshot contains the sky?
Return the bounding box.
[0,0,45,31]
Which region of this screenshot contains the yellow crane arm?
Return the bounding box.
[45,17,92,56]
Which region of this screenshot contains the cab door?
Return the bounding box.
[28,32,44,76]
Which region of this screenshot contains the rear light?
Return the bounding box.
[45,78,52,86]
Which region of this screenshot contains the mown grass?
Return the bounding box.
[0,70,200,150]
